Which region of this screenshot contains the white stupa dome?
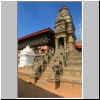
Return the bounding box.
[20,45,35,55]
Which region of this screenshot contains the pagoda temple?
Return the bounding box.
[18,5,82,98]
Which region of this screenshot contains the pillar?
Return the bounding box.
[55,38,58,50]
[64,37,67,49]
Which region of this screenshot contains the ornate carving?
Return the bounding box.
[51,56,63,76]
[56,24,65,33]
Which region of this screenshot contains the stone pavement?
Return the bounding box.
[18,78,63,98]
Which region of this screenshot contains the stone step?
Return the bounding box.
[46,66,52,68]
[45,71,52,73]
[62,74,82,79]
[42,73,51,76]
[64,66,82,69]
[43,69,52,72]
[69,50,79,53]
[44,65,51,68]
[36,80,47,86]
[68,52,80,54]
[42,72,52,77]
[45,70,52,72]
[68,54,82,57]
[39,79,48,82]
[41,74,51,78]
[63,70,82,78]
[67,59,82,62]
[55,50,64,53]
[45,67,52,72]
[67,62,82,65]
[69,52,80,55]
[66,64,82,67]
[60,76,82,84]
[68,56,82,59]
[41,70,51,74]
[69,54,82,56]
[38,75,47,79]
[49,61,54,63]
[39,76,48,80]
[63,67,82,71]
[69,51,80,54]
[67,60,82,63]
[43,70,52,72]
[67,61,82,64]
[37,79,47,83]
[68,58,82,62]
[45,68,52,70]
[62,73,82,78]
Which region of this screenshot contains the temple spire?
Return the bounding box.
[62,5,66,8]
[55,5,76,50]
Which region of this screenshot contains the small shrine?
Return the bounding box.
[18,45,35,67]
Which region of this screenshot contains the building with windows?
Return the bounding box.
[18,28,82,55]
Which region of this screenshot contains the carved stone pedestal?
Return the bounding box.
[29,73,40,84]
[47,80,60,90]
[47,74,60,90]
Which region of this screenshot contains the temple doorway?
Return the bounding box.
[58,37,64,49]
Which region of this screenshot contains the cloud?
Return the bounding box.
[75,22,82,41]
[76,22,82,28]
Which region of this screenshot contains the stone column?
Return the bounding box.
[67,35,73,50]
[64,37,67,49]
[55,38,58,50]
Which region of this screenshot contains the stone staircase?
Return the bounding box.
[36,60,54,87]
[61,49,82,83]
[36,52,62,87]
[36,49,82,86]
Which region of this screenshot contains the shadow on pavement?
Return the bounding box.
[18,78,63,98]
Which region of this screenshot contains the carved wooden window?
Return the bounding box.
[41,37,43,42]
[35,39,37,44]
[29,39,30,45]
[23,42,25,47]
[33,39,35,44]
[30,39,32,45]
[22,44,24,48]
[39,37,42,42]
[26,41,28,46]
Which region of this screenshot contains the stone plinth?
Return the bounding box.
[47,80,60,90]
[59,81,82,98]
[18,45,35,67]
[47,74,60,90]
[18,73,38,84]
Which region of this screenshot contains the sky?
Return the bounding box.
[18,2,82,41]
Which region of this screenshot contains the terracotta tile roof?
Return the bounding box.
[18,28,55,41]
[75,40,82,48]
